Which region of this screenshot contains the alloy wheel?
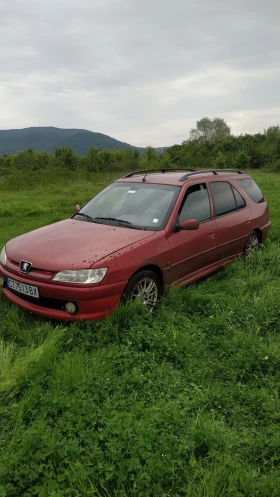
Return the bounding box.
[131,277,158,308]
[245,233,259,257]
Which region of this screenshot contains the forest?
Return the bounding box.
[0,119,280,182]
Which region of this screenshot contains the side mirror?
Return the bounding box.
[75,204,81,213]
[179,219,199,231]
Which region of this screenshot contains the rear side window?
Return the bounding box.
[232,186,246,209]
[210,181,236,216]
[235,179,264,203]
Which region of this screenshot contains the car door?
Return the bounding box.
[209,180,252,261]
[166,182,217,285]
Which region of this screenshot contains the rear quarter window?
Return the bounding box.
[232,186,246,209]
[235,178,264,203]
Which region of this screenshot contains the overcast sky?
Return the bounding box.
[0,0,279,147]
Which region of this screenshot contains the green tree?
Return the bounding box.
[143,147,157,162]
[275,138,280,159]
[85,146,98,171]
[132,148,140,159]
[9,149,50,171]
[233,150,251,170]
[54,147,78,170]
[264,125,280,142]
[248,148,267,169]
[94,150,113,172]
[190,117,231,142]
[157,151,172,168]
[213,151,227,169]
[138,147,158,170]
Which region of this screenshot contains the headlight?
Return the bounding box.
[52,268,108,284]
[0,246,7,266]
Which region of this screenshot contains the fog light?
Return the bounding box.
[0,277,4,287]
[65,302,78,315]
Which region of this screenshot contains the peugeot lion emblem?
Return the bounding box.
[20,261,32,274]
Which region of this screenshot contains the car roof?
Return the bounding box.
[115,169,251,187]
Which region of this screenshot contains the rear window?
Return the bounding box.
[235,179,264,203]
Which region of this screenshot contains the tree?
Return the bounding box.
[54,147,78,170]
[233,150,251,170]
[212,151,227,169]
[264,125,280,141]
[94,149,112,172]
[190,117,231,142]
[248,148,267,169]
[143,146,157,162]
[132,148,140,159]
[85,146,99,171]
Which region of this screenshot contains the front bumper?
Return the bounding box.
[0,266,127,322]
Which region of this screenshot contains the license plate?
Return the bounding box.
[6,277,39,299]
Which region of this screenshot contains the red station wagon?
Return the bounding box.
[0,168,271,321]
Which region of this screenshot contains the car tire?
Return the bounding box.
[243,231,260,257]
[122,270,162,309]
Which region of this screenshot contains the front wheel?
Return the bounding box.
[122,270,162,309]
[243,231,260,257]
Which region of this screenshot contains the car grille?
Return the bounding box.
[5,284,68,311]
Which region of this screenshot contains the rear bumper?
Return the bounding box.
[0,265,127,322]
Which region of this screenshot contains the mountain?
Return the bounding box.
[0,127,165,155]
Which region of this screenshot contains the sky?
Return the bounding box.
[0,0,279,147]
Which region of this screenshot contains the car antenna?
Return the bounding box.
[142,173,148,182]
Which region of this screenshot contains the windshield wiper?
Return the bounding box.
[93,217,132,225]
[72,212,95,222]
[92,217,141,229]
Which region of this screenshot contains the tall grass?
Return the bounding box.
[0,171,280,496]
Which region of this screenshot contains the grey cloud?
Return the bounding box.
[0,0,279,146]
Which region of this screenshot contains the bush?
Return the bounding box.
[271,159,280,173]
[212,151,227,169]
[233,150,251,170]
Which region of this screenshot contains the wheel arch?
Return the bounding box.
[129,264,164,289]
[253,228,262,243]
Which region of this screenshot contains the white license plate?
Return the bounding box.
[6,277,39,299]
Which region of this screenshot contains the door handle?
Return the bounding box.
[208,229,215,238]
[245,217,251,224]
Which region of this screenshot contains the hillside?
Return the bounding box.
[0,126,164,155]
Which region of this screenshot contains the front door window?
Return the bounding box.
[179,183,211,223]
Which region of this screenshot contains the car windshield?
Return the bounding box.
[76,182,180,230]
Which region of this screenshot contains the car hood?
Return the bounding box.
[6,219,156,272]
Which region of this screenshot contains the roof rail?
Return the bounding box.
[179,169,244,182]
[122,168,195,179]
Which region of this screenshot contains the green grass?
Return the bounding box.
[0,170,280,496]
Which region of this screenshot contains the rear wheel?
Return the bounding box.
[244,231,260,257]
[122,270,161,309]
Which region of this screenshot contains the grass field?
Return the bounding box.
[0,170,280,496]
